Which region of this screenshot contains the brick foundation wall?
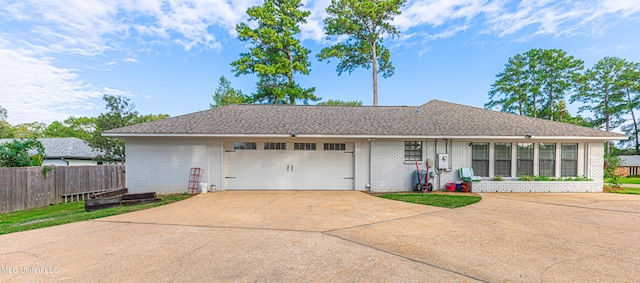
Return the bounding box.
[472,181,602,193]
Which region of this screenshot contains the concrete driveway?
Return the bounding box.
[1,191,638,282]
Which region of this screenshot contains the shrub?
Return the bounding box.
[604,154,621,188]
[0,138,45,167]
[519,175,535,181]
[492,176,504,181]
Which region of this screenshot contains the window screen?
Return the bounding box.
[472,143,489,177]
[294,143,316,150]
[323,143,345,151]
[404,141,422,161]
[539,143,556,177]
[264,142,286,150]
[494,143,512,177]
[561,143,578,177]
[234,142,256,150]
[517,143,534,176]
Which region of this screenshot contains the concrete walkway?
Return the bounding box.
[1,191,638,282]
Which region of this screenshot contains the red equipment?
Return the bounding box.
[415,161,430,193]
[187,167,203,194]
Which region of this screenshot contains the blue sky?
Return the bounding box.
[1,0,640,125]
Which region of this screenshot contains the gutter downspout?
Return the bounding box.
[368,139,373,190]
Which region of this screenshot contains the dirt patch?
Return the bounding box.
[603,186,621,192]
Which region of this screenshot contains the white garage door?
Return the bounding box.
[224,142,354,190]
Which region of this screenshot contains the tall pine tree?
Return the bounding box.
[570,57,628,154]
[231,0,318,104]
[318,0,405,106]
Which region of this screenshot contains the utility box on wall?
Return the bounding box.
[437,153,449,170]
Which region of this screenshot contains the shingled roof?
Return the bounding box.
[103,100,626,140]
[0,137,99,159]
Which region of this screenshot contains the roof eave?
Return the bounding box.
[102,133,626,140]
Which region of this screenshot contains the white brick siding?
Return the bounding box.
[125,137,207,194]
[371,140,427,192]
[369,140,605,193]
[126,137,605,194]
[426,140,467,191]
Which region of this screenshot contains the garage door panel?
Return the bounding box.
[285,177,353,189]
[225,164,287,178]
[224,143,354,190]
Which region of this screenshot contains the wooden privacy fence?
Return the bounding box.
[0,165,125,214]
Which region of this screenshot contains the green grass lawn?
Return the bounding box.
[607,187,640,195]
[618,177,640,184]
[0,194,193,235]
[378,193,481,208]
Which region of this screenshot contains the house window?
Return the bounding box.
[294,143,316,150]
[517,143,534,176]
[494,143,512,177]
[234,142,256,150]
[264,142,286,150]
[561,143,578,177]
[404,141,422,161]
[538,143,556,177]
[323,143,345,151]
[472,143,489,177]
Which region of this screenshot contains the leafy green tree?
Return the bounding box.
[13,122,46,138]
[0,105,6,120]
[570,57,628,154]
[0,121,12,138]
[89,94,168,164]
[42,117,96,140]
[136,113,170,123]
[64,117,96,139]
[621,122,640,153]
[618,60,640,153]
[317,99,363,106]
[318,0,405,106]
[537,49,583,121]
[231,0,318,104]
[604,154,621,188]
[0,105,13,138]
[486,53,529,115]
[210,76,247,108]
[43,121,72,138]
[0,137,45,167]
[486,49,583,120]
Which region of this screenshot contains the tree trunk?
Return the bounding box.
[626,89,639,153]
[372,42,378,106]
[287,49,295,105]
[531,72,538,118]
[548,88,553,121]
[605,89,610,154]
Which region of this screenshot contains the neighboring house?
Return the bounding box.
[616,155,640,176]
[103,100,626,194]
[0,137,99,166]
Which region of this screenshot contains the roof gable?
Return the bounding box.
[103,100,627,139]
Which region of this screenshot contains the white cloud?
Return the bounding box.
[123,57,139,63]
[1,0,261,55]
[1,0,639,126]
[484,0,640,38]
[300,0,331,42]
[395,0,640,44]
[395,0,491,31]
[0,38,125,124]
